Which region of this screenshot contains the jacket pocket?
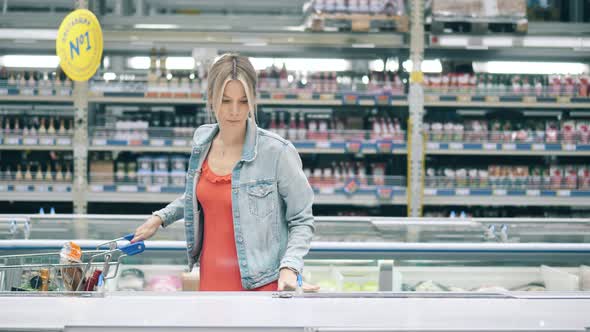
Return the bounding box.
[246,182,275,218]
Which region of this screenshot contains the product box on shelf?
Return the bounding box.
[432,0,526,18]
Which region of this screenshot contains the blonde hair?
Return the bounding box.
[206,53,257,123]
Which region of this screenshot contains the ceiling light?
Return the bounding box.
[0,55,59,68]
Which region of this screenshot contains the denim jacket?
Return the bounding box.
[153,119,315,289]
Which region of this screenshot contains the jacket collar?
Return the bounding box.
[196,118,258,162]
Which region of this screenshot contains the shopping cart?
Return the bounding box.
[0,234,145,292]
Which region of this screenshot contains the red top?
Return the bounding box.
[197,158,278,291]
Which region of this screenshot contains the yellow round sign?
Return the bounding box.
[56,9,103,82]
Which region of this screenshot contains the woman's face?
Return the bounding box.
[216,79,250,129]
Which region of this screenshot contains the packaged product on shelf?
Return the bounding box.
[577,121,589,144]
[137,156,153,186]
[534,121,545,143]
[372,163,386,186]
[467,168,478,187]
[115,160,127,183]
[478,169,489,188]
[579,76,589,97]
[442,122,454,141]
[550,166,564,189]
[579,166,590,190]
[530,166,543,188]
[564,166,578,189]
[425,167,436,187]
[488,165,500,187]
[490,119,502,142]
[453,122,464,141]
[562,120,576,145]
[443,168,455,188]
[549,75,562,96]
[430,122,443,141]
[545,121,559,143]
[502,121,513,143]
[455,168,468,187]
[513,166,529,189]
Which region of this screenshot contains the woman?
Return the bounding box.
[131,54,318,292]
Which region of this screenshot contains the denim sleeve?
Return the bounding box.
[276,142,315,274]
[153,194,185,228]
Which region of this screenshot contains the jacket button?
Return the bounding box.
[237,237,243,243]
[233,189,238,194]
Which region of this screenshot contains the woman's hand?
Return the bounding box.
[278,268,320,292]
[131,215,163,243]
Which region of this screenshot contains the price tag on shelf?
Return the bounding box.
[319,93,335,100]
[92,138,107,146]
[483,143,497,150]
[53,184,70,192]
[374,94,391,106]
[556,96,571,103]
[455,188,470,196]
[147,185,162,193]
[502,143,516,151]
[173,139,188,147]
[5,137,20,145]
[316,141,330,149]
[526,189,541,196]
[493,189,507,196]
[532,144,545,151]
[15,185,29,192]
[23,137,38,145]
[376,186,394,200]
[426,142,440,150]
[150,139,165,147]
[90,185,104,192]
[425,95,440,102]
[39,137,55,145]
[271,93,286,100]
[557,190,571,197]
[57,138,72,146]
[298,92,312,100]
[449,142,463,150]
[345,141,362,154]
[117,185,138,193]
[485,96,500,103]
[523,96,537,103]
[128,139,143,146]
[563,144,576,151]
[456,95,471,103]
[376,140,393,154]
[423,188,437,195]
[319,187,335,195]
[36,185,49,192]
[342,94,359,105]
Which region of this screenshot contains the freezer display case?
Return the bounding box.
[1,214,590,331]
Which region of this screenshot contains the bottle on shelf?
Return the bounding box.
[24,165,32,181]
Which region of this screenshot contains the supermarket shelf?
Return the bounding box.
[0,95,73,103]
[423,188,590,207]
[88,93,590,109]
[426,142,590,156]
[424,95,590,109]
[0,183,73,202]
[88,94,409,107]
[87,185,407,206]
[88,140,408,155]
[0,144,73,151]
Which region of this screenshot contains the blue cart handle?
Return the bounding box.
[118,233,145,256]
